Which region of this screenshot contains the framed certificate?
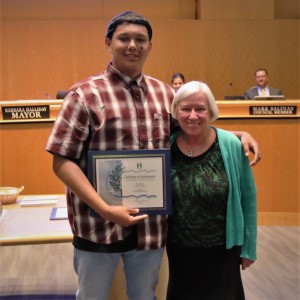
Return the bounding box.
[87,149,172,215]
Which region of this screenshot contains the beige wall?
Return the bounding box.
[1,0,299,100]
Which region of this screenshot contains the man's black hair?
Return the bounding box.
[106,11,153,41]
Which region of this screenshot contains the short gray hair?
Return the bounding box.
[171,81,219,122]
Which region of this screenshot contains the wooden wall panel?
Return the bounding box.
[0,0,195,20]
[1,0,299,100]
[1,0,103,20]
[0,0,299,216]
[2,0,299,21]
[1,117,299,214]
[100,0,195,20]
[148,20,299,99]
[214,118,299,213]
[275,0,300,19]
[201,0,275,20]
[1,19,299,100]
[1,20,109,100]
[0,123,65,194]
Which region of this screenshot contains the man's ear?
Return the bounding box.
[148,41,152,52]
[105,38,112,52]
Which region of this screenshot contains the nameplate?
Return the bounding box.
[1,105,50,120]
[249,106,297,116]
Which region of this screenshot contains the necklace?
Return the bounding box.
[184,144,199,157]
[179,129,212,157]
[181,138,206,157]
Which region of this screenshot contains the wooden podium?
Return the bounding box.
[0,99,299,225]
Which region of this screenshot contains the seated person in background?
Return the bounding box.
[171,73,185,92]
[244,68,283,99]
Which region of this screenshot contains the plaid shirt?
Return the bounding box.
[46,63,174,250]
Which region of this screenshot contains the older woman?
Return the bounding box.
[167,81,257,300]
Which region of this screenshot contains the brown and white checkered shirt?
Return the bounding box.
[46,63,174,250]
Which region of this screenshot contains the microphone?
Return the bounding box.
[45,92,52,100]
[217,82,233,99]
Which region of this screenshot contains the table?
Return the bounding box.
[0,195,72,246]
[0,195,167,299]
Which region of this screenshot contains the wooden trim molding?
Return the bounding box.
[258,212,299,226]
[1,100,299,124]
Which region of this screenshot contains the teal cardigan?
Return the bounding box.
[170,127,257,260]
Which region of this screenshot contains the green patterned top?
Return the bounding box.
[168,134,229,248]
[168,127,257,260]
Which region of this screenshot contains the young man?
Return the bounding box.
[46,11,261,300]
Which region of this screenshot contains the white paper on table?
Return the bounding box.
[50,207,68,220]
[20,199,58,206]
[20,195,59,206]
[21,195,60,201]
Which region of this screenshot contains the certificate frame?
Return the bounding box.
[87,149,172,215]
